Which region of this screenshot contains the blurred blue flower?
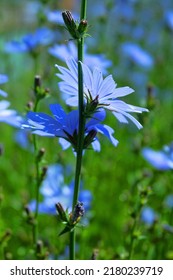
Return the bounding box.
[141,206,157,225]
[49,41,111,74]
[47,10,79,25]
[164,194,173,208]
[165,11,173,30]
[5,27,54,53]
[162,224,173,234]
[121,42,154,69]
[142,144,173,170]
[14,130,33,151]
[0,74,8,97]
[0,74,8,85]
[29,164,92,215]
[22,103,118,151]
[56,57,148,129]
[0,100,22,128]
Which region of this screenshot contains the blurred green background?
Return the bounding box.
[1,0,173,260]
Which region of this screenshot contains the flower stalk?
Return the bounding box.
[69,0,87,260]
[31,76,47,255]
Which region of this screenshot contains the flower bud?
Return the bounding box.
[84,129,97,149]
[34,75,42,94]
[62,11,88,39]
[55,202,68,222]
[77,19,88,35]
[33,75,49,101]
[71,201,85,224]
[36,240,43,255]
[146,84,156,110]
[62,11,79,39]
[40,165,48,181]
[36,147,45,162]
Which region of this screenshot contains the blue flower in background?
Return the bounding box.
[29,164,92,215]
[141,206,157,225]
[0,100,22,128]
[56,57,148,129]
[47,10,79,25]
[164,194,173,208]
[142,144,173,170]
[0,75,23,127]
[49,41,112,74]
[5,27,54,53]
[0,74,8,85]
[22,103,118,151]
[121,42,154,69]
[165,11,173,31]
[14,130,33,151]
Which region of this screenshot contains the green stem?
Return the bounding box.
[128,218,137,260]
[32,100,41,251]
[69,0,87,260]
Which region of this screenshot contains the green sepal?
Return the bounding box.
[58,224,74,236]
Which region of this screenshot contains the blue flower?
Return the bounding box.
[14,130,33,151]
[0,74,8,85]
[22,103,118,151]
[141,206,157,225]
[0,100,23,128]
[0,74,23,127]
[56,57,148,129]
[164,194,173,208]
[47,10,79,25]
[0,74,8,97]
[142,144,173,170]
[5,27,54,53]
[165,11,173,31]
[49,41,111,74]
[29,164,92,215]
[121,42,154,69]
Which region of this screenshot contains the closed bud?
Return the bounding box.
[146,84,156,110]
[62,10,79,39]
[36,147,45,162]
[41,166,48,180]
[34,75,42,95]
[55,202,68,222]
[77,19,88,35]
[71,201,85,224]
[36,240,43,255]
[26,101,33,111]
[84,129,97,149]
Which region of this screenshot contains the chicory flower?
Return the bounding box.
[22,103,118,151]
[5,27,54,54]
[0,100,22,128]
[121,42,154,69]
[56,57,148,129]
[142,144,173,170]
[49,41,111,73]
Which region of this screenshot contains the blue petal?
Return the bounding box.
[96,124,119,147]
[86,109,106,127]
[26,112,65,136]
[49,104,66,123]
[141,207,157,225]
[0,74,8,84]
[65,110,79,135]
[142,147,173,170]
